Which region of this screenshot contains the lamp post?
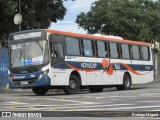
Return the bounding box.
[18,0,21,31]
[14,0,22,31]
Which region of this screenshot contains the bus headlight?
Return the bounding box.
[38,70,49,79]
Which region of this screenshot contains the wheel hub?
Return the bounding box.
[69,80,77,89]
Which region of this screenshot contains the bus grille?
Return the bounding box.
[12,79,38,86]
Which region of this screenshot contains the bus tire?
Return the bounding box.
[89,86,103,93]
[63,75,80,94]
[116,73,131,90]
[32,86,49,95]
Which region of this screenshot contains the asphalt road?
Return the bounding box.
[0,79,160,119]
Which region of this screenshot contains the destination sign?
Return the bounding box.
[13,32,41,40]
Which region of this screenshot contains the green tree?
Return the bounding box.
[76,0,160,42]
[0,0,66,45]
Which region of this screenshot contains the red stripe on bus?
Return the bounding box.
[46,29,150,46]
[116,62,151,75]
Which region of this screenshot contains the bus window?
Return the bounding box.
[109,42,119,58]
[82,39,94,56]
[142,46,149,60]
[131,45,140,60]
[50,42,64,58]
[121,44,130,59]
[96,41,106,57]
[66,37,80,56]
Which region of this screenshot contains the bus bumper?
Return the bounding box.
[9,75,51,89]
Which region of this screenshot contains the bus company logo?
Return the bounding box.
[81,63,97,69]
[13,76,25,79]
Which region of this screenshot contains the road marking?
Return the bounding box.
[4,101,29,105]
[139,93,160,96]
[5,102,112,108]
[94,96,106,99]
[105,105,160,110]
[109,96,136,98]
[29,106,35,110]
[35,98,96,104]
[45,104,132,110]
[138,101,160,103]
[6,102,132,111]
[53,105,160,111]
[146,109,160,111]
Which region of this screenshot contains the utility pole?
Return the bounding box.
[19,0,21,31]
[14,0,22,31]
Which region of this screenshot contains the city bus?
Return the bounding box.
[8,29,153,95]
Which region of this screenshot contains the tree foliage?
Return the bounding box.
[0,0,66,45]
[76,0,160,42]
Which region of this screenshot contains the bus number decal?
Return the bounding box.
[115,64,120,70]
[145,66,150,70]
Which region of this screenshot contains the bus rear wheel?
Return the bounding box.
[89,86,103,93]
[32,86,49,95]
[116,74,131,90]
[63,75,80,94]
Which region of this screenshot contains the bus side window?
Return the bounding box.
[141,46,149,60]
[65,37,80,56]
[50,42,64,58]
[121,44,130,59]
[109,42,119,58]
[96,41,106,57]
[82,39,94,57]
[131,45,140,60]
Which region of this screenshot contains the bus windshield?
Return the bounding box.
[10,40,49,68]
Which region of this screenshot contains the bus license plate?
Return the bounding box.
[21,81,28,85]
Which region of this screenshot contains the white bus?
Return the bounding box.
[8,29,153,95]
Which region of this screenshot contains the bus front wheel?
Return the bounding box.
[116,74,132,90]
[63,75,80,94]
[32,86,49,95]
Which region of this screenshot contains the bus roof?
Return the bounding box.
[46,29,150,46]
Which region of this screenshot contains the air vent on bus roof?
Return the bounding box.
[93,34,123,40]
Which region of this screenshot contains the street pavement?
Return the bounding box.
[0,75,160,119]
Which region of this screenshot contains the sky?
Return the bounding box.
[49,0,157,34]
[49,0,97,34]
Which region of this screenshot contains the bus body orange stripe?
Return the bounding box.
[46,29,150,46]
